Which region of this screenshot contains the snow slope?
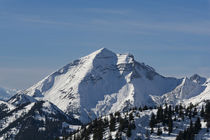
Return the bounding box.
[67,106,208,140]
[150,74,210,107]
[151,76,207,106]
[184,78,210,105]
[24,48,182,123]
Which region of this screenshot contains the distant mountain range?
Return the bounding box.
[0,87,19,101]
[0,48,209,140]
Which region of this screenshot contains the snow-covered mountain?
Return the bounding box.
[23,48,184,123]
[7,93,37,106]
[184,78,210,105]
[0,87,18,101]
[151,75,208,106]
[1,48,210,139]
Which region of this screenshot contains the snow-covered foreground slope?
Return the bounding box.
[0,87,18,101]
[24,48,182,123]
[66,104,210,140]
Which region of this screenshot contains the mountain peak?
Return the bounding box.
[24,48,182,123]
[91,48,137,66]
[98,47,111,52]
[190,74,206,84]
[90,48,116,58]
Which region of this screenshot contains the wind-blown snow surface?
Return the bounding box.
[0,87,18,101]
[24,48,184,123]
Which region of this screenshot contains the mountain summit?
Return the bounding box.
[23,48,183,122]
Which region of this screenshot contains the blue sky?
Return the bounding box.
[0,0,210,89]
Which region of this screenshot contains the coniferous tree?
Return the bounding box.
[205,101,210,129]
[115,111,121,117]
[179,104,184,119]
[149,106,153,110]
[118,117,128,132]
[164,104,168,116]
[190,120,193,131]
[168,117,173,134]
[157,127,162,136]
[156,106,163,123]
[109,114,116,132]
[93,119,104,140]
[151,127,154,134]
[126,125,132,137]
[179,103,183,110]
[176,131,183,140]
[129,113,134,121]
[143,105,148,110]
[193,108,197,117]
[163,105,169,126]
[173,115,177,121]
[169,105,173,115]
[201,105,205,117]
[188,108,192,119]
[149,113,156,133]
[205,101,210,115]
[175,105,179,114]
[195,117,201,133]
